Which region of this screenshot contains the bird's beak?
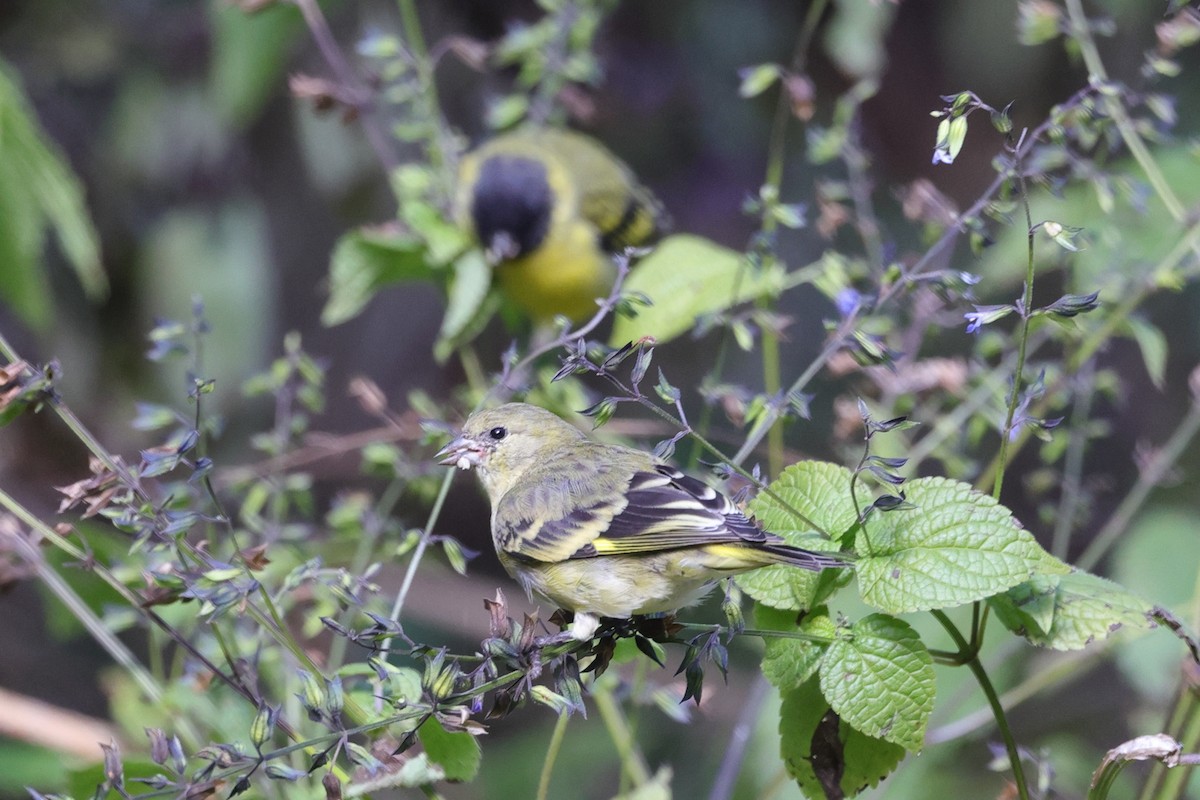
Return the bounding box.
[485,231,520,265]
[436,435,485,470]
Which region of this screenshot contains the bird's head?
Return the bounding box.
[469,155,553,265]
[436,403,586,498]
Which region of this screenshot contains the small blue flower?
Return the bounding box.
[964,304,1014,334]
[835,288,862,317]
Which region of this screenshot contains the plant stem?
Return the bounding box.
[592,678,651,787]
[1077,399,1200,572]
[932,609,1030,800]
[1138,671,1200,800]
[1063,0,1189,225]
[974,215,1200,491]
[4,527,205,747]
[294,0,399,172]
[752,0,827,480]
[389,459,454,624]
[536,710,571,800]
[991,143,1037,502]
[329,477,405,670]
[707,674,770,800]
[1051,361,1096,559]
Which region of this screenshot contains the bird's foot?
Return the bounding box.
[569,611,602,641]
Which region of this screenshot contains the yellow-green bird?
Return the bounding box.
[437,403,847,640]
[455,129,666,322]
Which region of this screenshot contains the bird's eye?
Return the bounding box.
[488,426,507,441]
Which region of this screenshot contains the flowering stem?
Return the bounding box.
[992,134,1036,502]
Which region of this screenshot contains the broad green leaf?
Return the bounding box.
[0,60,106,327]
[819,614,934,753]
[609,767,673,800]
[737,461,858,610]
[779,676,906,798]
[759,606,836,691]
[418,717,481,783]
[321,227,436,325]
[990,570,1156,651]
[434,249,496,362]
[609,234,785,346]
[856,476,1070,613]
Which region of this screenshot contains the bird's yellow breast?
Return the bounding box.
[496,220,616,322]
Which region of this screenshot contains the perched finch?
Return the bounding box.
[438,403,847,640]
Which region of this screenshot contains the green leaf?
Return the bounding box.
[779,676,906,797]
[990,570,1156,651]
[434,249,496,362]
[1121,315,1167,390]
[418,717,481,783]
[0,60,106,327]
[1112,507,1200,700]
[738,461,858,611]
[208,1,303,128]
[759,605,836,691]
[609,234,785,346]
[321,227,436,326]
[819,614,934,752]
[856,476,1070,613]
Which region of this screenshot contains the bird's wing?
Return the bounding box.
[495,462,772,564]
[539,131,666,249]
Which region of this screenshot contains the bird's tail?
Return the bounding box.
[759,544,851,571]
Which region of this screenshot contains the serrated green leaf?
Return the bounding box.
[856,476,1070,613]
[819,614,934,752]
[321,228,436,326]
[609,234,785,346]
[737,462,858,611]
[989,570,1155,651]
[751,461,860,535]
[760,607,836,691]
[418,717,481,783]
[779,676,906,798]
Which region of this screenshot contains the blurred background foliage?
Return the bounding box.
[1,0,1200,798]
